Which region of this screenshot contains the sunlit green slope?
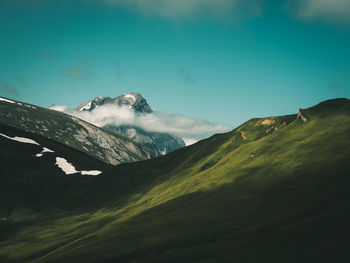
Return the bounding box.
[1,98,349,263]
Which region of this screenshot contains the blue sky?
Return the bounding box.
[0,0,349,128]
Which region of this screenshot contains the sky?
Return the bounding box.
[0,0,349,136]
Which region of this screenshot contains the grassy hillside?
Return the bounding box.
[0,98,349,263]
[0,97,154,165]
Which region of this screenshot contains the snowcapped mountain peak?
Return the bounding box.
[75,93,185,155]
[80,101,92,111]
[77,93,153,114]
[124,94,136,101]
[115,93,152,113]
[77,96,113,112]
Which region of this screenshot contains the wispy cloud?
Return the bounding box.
[179,67,195,83]
[48,105,69,112]
[0,83,19,96]
[0,77,27,97]
[114,63,122,80]
[38,49,54,60]
[4,0,349,26]
[288,0,350,25]
[102,0,263,21]
[328,81,341,93]
[49,104,232,144]
[61,59,96,81]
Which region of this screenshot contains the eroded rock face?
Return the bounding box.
[260,119,275,126]
[0,99,155,165]
[105,125,185,156]
[297,109,308,123]
[240,131,247,140]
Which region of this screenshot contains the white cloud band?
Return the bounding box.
[49,104,232,143]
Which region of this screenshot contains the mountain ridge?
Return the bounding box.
[0,96,155,165]
[0,98,349,263]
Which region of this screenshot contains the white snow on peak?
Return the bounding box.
[124,94,136,101]
[160,148,167,155]
[0,133,40,145]
[81,170,102,176]
[0,97,15,104]
[80,101,92,111]
[36,147,54,157]
[55,157,79,175]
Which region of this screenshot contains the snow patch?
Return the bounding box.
[81,170,102,176]
[55,157,79,175]
[42,147,54,153]
[24,104,36,109]
[80,101,92,111]
[36,147,54,158]
[55,157,102,176]
[0,97,15,104]
[0,133,40,145]
[124,94,136,101]
[0,132,98,175]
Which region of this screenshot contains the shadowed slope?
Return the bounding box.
[1,98,349,263]
[0,97,154,165]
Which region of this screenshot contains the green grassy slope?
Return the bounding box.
[1,98,349,263]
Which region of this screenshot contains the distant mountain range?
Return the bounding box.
[77,93,186,156]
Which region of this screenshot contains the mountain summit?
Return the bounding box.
[77,93,152,114]
[77,93,185,156]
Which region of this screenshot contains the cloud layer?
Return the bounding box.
[291,0,350,25]
[0,83,19,96]
[3,0,350,26]
[61,58,96,81]
[102,0,262,20]
[49,104,231,144]
[179,67,195,83]
[102,0,350,25]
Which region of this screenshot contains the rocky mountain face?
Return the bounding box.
[0,97,154,165]
[105,125,186,156]
[77,93,152,113]
[77,93,186,156]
